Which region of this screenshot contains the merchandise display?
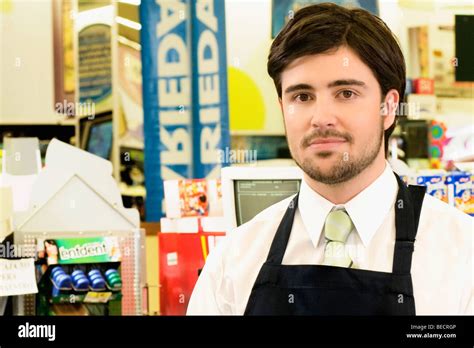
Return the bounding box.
[400,171,474,216]
[447,173,474,215]
[415,174,450,203]
[36,237,123,316]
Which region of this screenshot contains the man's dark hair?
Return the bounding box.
[268,2,406,156]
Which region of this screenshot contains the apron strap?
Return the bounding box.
[266,194,299,264]
[392,174,426,275]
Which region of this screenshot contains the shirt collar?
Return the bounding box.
[298,161,398,248]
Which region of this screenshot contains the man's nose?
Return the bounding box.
[309,97,338,129]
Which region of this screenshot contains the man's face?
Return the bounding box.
[279,46,396,185]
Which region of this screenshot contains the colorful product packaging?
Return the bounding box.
[164,179,223,218]
[446,173,473,216]
[416,174,448,203]
[413,77,435,94]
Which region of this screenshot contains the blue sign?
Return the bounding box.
[140,0,193,221]
[190,0,230,179]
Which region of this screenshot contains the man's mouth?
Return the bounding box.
[308,138,347,150]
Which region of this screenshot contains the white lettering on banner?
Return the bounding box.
[199,106,219,123]
[158,76,190,106]
[199,73,219,105]
[198,30,219,76]
[157,34,189,78]
[156,0,186,37]
[196,0,222,166]
[160,127,191,164]
[201,124,221,162]
[161,109,191,125]
[161,166,188,179]
[156,0,191,179]
[196,0,217,31]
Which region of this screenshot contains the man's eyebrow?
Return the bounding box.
[327,79,366,88]
[284,84,315,94]
[284,80,366,94]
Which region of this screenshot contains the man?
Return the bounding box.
[187,3,472,315]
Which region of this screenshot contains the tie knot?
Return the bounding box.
[324,209,353,243]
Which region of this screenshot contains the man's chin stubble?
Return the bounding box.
[301,159,354,185]
[298,150,377,186]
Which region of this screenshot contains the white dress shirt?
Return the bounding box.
[187,162,473,315]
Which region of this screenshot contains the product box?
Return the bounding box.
[159,231,225,315]
[446,173,473,216]
[40,237,121,266]
[416,175,448,203]
[413,78,434,94]
[164,179,222,218]
[36,237,123,315]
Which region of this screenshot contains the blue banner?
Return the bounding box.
[190,0,230,179]
[140,0,193,221]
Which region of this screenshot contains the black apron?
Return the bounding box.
[244,173,426,315]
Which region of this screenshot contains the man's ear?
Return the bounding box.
[382,89,399,131]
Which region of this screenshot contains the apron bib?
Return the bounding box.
[244,173,426,315]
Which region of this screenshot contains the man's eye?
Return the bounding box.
[337,90,357,99]
[293,93,312,102]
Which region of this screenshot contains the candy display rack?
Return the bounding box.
[13,229,146,315]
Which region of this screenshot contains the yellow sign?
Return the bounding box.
[228,67,265,131]
[0,0,13,13]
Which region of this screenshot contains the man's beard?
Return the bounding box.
[293,125,384,185]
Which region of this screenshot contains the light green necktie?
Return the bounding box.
[322,209,355,268]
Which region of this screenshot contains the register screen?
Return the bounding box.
[234,179,301,226]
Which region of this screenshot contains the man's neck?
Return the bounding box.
[304,155,387,205]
